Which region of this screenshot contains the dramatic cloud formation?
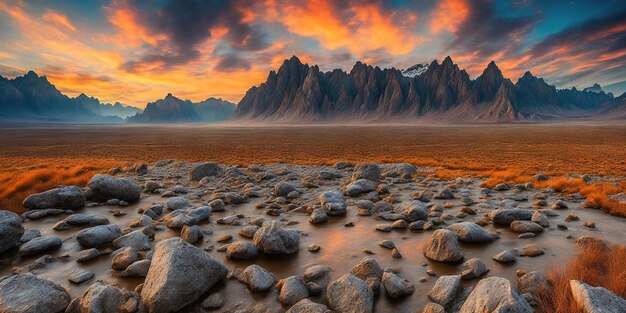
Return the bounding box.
[0,0,625,107]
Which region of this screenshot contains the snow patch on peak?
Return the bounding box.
[402,64,428,78]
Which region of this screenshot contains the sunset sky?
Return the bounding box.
[1,0,625,107]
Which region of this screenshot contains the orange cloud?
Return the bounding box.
[42,10,76,32]
[431,0,469,33]
[106,8,165,47]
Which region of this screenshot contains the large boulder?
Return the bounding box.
[490,208,533,226]
[447,222,494,243]
[345,179,377,197]
[319,190,347,216]
[351,163,381,182]
[141,237,228,313]
[18,236,62,256]
[65,281,139,313]
[0,273,70,313]
[517,271,550,303]
[226,241,259,260]
[274,182,296,197]
[112,229,151,251]
[279,276,309,306]
[88,174,141,202]
[459,276,531,313]
[382,163,417,179]
[396,201,428,222]
[23,185,85,210]
[382,269,415,298]
[76,224,122,248]
[424,229,464,262]
[286,299,329,313]
[0,210,24,254]
[238,264,277,292]
[327,273,374,313]
[570,280,626,313]
[189,162,220,180]
[428,275,461,308]
[253,220,300,255]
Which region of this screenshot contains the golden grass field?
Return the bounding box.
[1,123,625,215]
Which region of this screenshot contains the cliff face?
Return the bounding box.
[234,56,617,122]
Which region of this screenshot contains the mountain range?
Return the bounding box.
[127,93,236,123]
[233,56,624,122]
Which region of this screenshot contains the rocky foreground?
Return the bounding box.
[1,161,625,313]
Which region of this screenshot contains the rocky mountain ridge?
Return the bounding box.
[127,93,235,123]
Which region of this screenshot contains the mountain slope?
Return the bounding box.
[234,56,617,122]
[127,93,235,123]
[74,94,141,119]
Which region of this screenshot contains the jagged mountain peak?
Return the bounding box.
[583,83,603,93]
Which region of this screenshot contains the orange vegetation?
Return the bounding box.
[536,241,626,313]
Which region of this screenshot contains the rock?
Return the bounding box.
[144,181,161,193]
[397,201,428,222]
[0,273,70,313]
[409,220,426,230]
[327,273,374,313]
[223,192,245,204]
[551,200,569,209]
[201,293,224,310]
[239,225,259,238]
[424,229,464,262]
[490,208,533,226]
[428,275,461,307]
[275,182,296,197]
[351,163,381,182]
[510,220,544,233]
[75,248,100,262]
[141,237,228,313]
[492,250,517,263]
[76,224,122,247]
[459,276,531,313]
[0,210,24,253]
[422,302,446,313]
[517,271,550,302]
[583,221,596,228]
[309,208,328,224]
[308,244,320,252]
[447,222,493,243]
[217,234,232,243]
[189,162,220,180]
[88,174,141,202]
[519,246,545,257]
[112,229,151,250]
[112,246,139,270]
[130,215,153,228]
[166,196,192,211]
[226,241,259,260]
[375,224,392,232]
[345,179,377,196]
[279,276,309,306]
[18,236,62,256]
[209,198,226,212]
[565,214,580,222]
[461,258,489,279]
[253,220,300,255]
[20,228,41,243]
[383,163,417,178]
[121,259,151,277]
[434,187,455,199]
[382,270,415,298]
[351,257,383,283]
[180,224,203,244]
[534,174,549,181]
[531,211,550,227]
[379,240,395,249]
[392,220,407,229]
[68,268,94,284]
[23,185,85,210]
[391,248,402,258]
[286,299,329,313]
[494,183,511,191]
[238,264,277,292]
[64,213,109,226]
[570,280,626,313]
[66,281,138,313]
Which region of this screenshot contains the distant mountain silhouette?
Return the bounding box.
[0,71,123,123]
[127,93,235,123]
[74,94,141,119]
[234,56,619,122]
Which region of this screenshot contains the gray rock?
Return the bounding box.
[226,241,259,260]
[64,214,109,226]
[76,224,122,247]
[189,162,220,180]
[166,196,192,211]
[351,163,381,182]
[319,190,347,216]
[424,229,464,262]
[460,276,531,313]
[570,280,626,313]
[0,210,24,254]
[510,220,544,233]
[186,206,211,221]
[382,270,415,298]
[490,208,533,225]
[428,275,461,307]
[409,220,426,230]
[396,201,428,222]
[447,222,493,243]
[130,215,153,228]
[238,264,276,292]
[68,268,94,284]
[253,220,300,255]
[239,225,259,238]
[351,257,383,283]
[20,228,41,243]
[517,271,550,302]
[309,208,328,224]
[88,174,141,202]
[434,187,455,199]
[112,246,139,270]
[209,199,226,212]
[181,224,203,244]
[201,293,224,310]
[162,210,199,229]
[66,281,137,313]
[141,237,228,313]
[461,258,489,279]
[279,276,309,306]
[345,179,377,196]
[223,192,245,205]
[112,229,151,250]
[531,211,550,227]
[275,182,296,197]
[75,248,100,262]
[383,163,417,178]
[0,273,70,313]
[19,236,62,256]
[121,259,151,277]
[23,185,85,210]
[492,250,517,263]
[286,299,329,313]
[327,273,374,313]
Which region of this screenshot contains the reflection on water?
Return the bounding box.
[1,183,625,313]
